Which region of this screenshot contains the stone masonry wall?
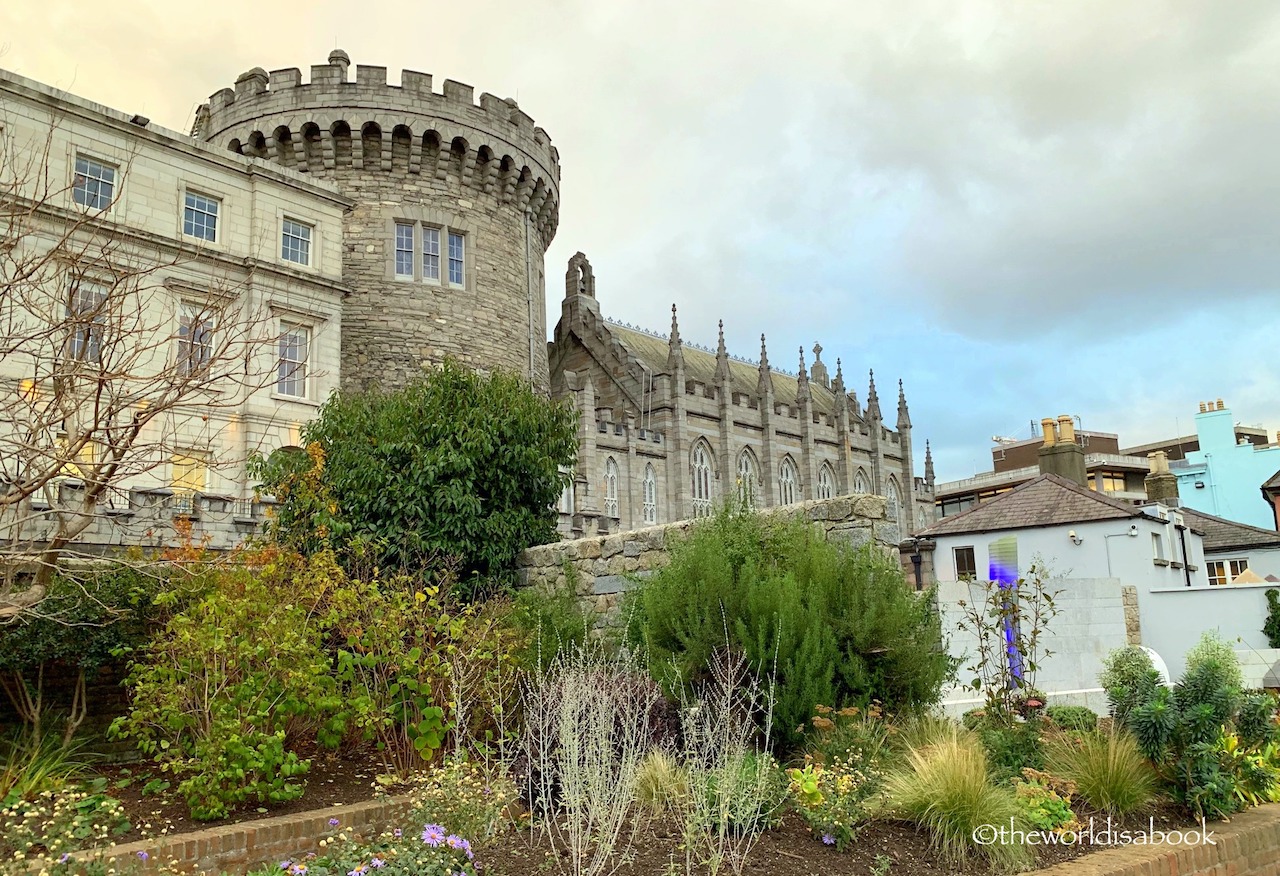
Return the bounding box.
[517,494,898,627]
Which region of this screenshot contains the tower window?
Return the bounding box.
[423,227,440,281]
[391,222,466,286]
[448,232,465,285]
[394,222,414,278]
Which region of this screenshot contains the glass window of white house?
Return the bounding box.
[66,282,106,362]
[779,457,798,505]
[692,443,713,517]
[394,222,414,278]
[183,192,219,241]
[448,232,465,285]
[604,457,619,519]
[277,324,309,397]
[954,546,977,580]
[171,450,209,493]
[1208,559,1249,586]
[422,227,441,281]
[643,463,657,524]
[73,155,116,210]
[177,304,213,376]
[281,218,312,266]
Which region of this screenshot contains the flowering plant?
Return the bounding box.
[261,822,477,876]
[786,754,883,851]
[0,780,131,863]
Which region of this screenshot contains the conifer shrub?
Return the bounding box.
[1044,705,1099,733]
[627,507,954,749]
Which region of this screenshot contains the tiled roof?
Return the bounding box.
[1179,508,1280,553]
[1263,468,1280,491]
[918,473,1144,537]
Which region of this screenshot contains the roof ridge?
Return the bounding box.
[1180,506,1280,537]
[919,472,1143,538]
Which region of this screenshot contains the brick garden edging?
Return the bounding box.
[74,795,414,875]
[71,800,1280,875]
[1040,804,1280,876]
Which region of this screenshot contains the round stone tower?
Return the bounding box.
[195,50,560,391]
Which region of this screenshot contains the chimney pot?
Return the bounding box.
[1041,417,1057,447]
[1057,414,1076,444]
[1199,402,1207,413]
[1217,398,1225,410]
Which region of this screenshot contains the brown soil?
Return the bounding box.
[476,804,1203,876]
[99,746,392,845]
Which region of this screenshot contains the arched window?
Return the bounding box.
[557,466,574,516]
[853,469,870,494]
[737,448,760,507]
[692,442,714,517]
[916,506,930,531]
[886,477,901,526]
[603,457,619,519]
[817,464,835,500]
[643,463,658,525]
[779,456,799,506]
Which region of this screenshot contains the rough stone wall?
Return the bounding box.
[519,494,896,628]
[195,53,559,392]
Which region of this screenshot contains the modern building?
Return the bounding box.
[935,407,1277,522]
[1171,400,1280,530]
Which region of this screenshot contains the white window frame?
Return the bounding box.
[394,222,415,279]
[603,457,619,519]
[281,217,313,266]
[422,226,441,282]
[183,191,220,243]
[73,154,116,211]
[177,302,214,377]
[276,323,310,399]
[447,231,465,286]
[643,463,657,525]
[1208,558,1249,585]
[66,281,106,363]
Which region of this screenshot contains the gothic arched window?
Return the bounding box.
[886,477,901,527]
[692,441,714,517]
[737,448,760,507]
[853,469,870,495]
[643,463,658,525]
[817,464,835,500]
[604,457,619,519]
[779,456,799,506]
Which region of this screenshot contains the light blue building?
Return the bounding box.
[1174,402,1280,530]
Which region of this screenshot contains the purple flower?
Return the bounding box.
[422,824,447,847]
[392,829,402,839]
[370,859,386,869]
[280,863,293,871]
[446,835,464,850]
[58,854,71,864]
[290,866,308,876]
[822,833,836,846]
[347,866,368,876]
[137,851,150,862]
[460,839,474,860]
[328,817,341,827]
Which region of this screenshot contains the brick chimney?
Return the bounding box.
[1037,414,1088,485]
[1144,451,1179,504]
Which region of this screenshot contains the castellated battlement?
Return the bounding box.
[195,50,560,243]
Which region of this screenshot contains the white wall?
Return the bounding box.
[932,513,1206,591]
[937,577,1128,715]
[1206,546,1280,582]
[1138,581,1278,680]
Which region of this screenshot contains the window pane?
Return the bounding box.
[448,232,464,285]
[395,222,414,278]
[277,326,309,397]
[184,192,219,242]
[423,227,440,281]
[281,219,312,265]
[73,156,115,210]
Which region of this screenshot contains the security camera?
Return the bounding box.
[1128,523,1139,536]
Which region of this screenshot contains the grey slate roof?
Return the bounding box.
[1178,508,1280,553]
[918,473,1146,537]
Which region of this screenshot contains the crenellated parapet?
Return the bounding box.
[195,50,560,243]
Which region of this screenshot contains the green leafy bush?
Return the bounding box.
[1045,705,1099,733]
[786,753,884,850]
[507,566,591,671]
[111,555,343,820]
[1099,646,1162,726]
[1012,775,1077,833]
[1264,589,1280,649]
[885,727,1032,872]
[251,360,576,597]
[628,508,953,748]
[1044,730,1155,817]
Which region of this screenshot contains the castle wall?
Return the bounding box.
[195,53,560,392]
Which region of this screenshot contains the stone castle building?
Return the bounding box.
[0,50,933,553]
[547,254,935,538]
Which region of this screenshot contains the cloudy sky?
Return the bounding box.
[3,0,1277,480]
